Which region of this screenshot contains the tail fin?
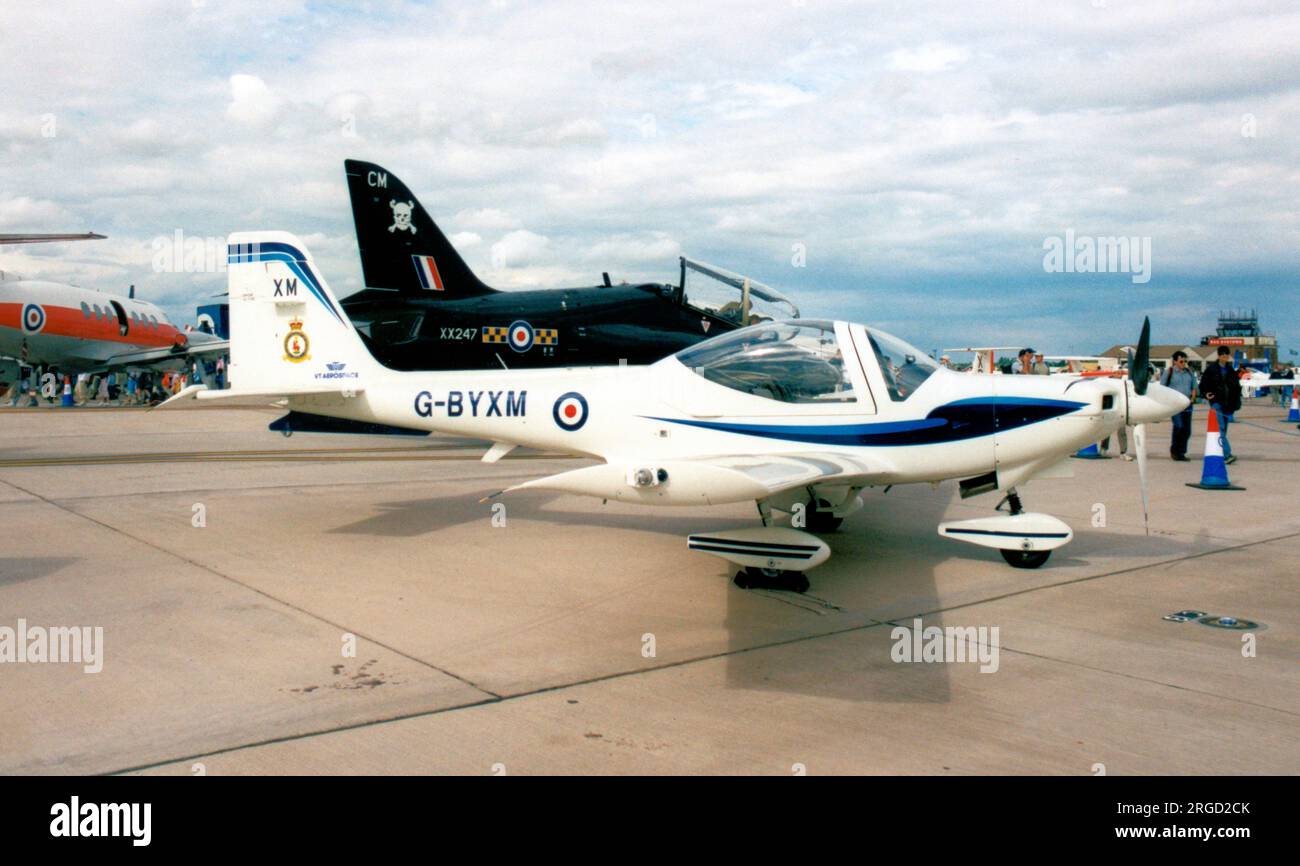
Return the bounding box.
[225,231,379,395]
[344,159,495,298]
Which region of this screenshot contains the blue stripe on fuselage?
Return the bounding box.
[644,397,1085,446]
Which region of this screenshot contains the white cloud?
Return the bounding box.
[454,208,521,231]
[0,0,1294,351]
[0,196,70,229]
[887,42,970,73]
[226,74,282,126]
[491,229,551,268]
[582,233,680,263]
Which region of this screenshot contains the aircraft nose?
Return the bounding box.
[1128,381,1189,424]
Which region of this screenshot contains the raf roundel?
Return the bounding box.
[21,303,46,334]
[507,320,535,353]
[552,391,589,431]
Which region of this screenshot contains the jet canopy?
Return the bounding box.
[675,320,857,404]
[678,257,799,325]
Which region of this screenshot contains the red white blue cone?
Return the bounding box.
[1285,386,1299,422]
[1186,409,1244,490]
[60,376,73,408]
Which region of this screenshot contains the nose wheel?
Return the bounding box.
[1000,549,1051,569]
[938,486,1072,569]
[734,568,810,593]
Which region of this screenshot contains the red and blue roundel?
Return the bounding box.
[21,303,46,334]
[508,320,534,353]
[552,391,589,431]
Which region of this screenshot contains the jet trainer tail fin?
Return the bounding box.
[224,231,380,395]
[344,158,495,298]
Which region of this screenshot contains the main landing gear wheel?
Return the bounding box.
[1000,549,1051,569]
[734,567,810,594]
[805,511,843,533]
[804,499,843,533]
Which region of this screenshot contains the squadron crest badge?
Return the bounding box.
[283,318,311,363]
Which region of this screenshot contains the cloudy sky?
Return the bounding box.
[2,0,1296,356]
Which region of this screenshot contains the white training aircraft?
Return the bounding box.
[164,233,1188,591]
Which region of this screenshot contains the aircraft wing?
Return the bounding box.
[0,232,106,245]
[496,451,886,503]
[100,338,230,371]
[700,453,883,494]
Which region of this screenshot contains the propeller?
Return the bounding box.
[1125,317,1152,535]
[1133,422,1149,536]
[1128,316,1151,396]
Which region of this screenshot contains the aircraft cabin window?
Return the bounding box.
[676,321,855,404]
[866,329,939,401]
[92,304,103,320]
[81,302,91,318]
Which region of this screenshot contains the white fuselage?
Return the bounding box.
[272,334,1132,496]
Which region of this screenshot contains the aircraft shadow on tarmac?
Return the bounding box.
[325,483,959,703]
[0,557,79,587]
[324,488,775,538]
[322,481,1203,705]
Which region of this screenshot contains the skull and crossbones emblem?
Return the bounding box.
[388,199,417,234]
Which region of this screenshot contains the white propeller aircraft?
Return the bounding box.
[0,231,228,373]
[164,233,1189,591]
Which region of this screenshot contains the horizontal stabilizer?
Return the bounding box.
[155,383,365,409]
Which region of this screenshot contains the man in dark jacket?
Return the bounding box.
[1199,346,1242,464]
[1161,351,1197,460]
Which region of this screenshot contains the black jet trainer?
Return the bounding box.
[339,159,799,371]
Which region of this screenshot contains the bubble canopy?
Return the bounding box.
[675,320,857,404]
[865,327,939,401]
[675,319,940,405]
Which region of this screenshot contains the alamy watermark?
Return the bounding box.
[1043,229,1151,284]
[0,618,104,673]
[890,617,999,673]
[152,229,227,273]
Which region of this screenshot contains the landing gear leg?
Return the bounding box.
[997,488,1025,516]
[994,487,1051,568]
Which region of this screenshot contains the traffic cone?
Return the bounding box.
[1285,386,1299,422]
[1186,409,1245,490]
[1072,442,1108,459]
[60,376,73,407]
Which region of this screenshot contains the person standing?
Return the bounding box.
[1273,363,1293,406]
[1161,351,1196,461]
[1199,346,1241,464]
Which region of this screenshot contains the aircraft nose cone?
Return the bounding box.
[1129,382,1189,424]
